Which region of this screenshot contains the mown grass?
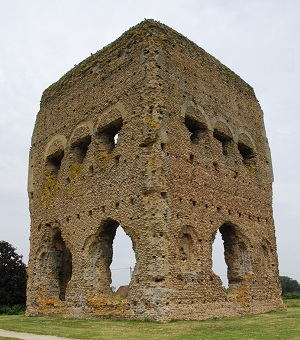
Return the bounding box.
[0,308,300,339]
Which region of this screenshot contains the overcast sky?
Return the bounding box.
[1,0,299,288]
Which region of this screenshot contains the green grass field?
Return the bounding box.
[0,307,300,339]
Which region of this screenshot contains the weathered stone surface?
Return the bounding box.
[27,19,283,321]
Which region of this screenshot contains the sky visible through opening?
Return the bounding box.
[212,230,228,287]
[110,226,136,289]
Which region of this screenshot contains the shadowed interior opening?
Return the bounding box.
[238,141,255,165]
[46,150,64,176]
[184,116,207,145]
[98,118,123,153]
[213,130,232,156]
[37,227,72,301]
[71,135,91,164]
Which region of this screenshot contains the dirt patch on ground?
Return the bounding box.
[0,329,74,340]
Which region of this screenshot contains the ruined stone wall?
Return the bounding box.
[27,20,283,321]
[154,31,282,319]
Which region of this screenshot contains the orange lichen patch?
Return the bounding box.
[237,284,250,306]
[68,162,82,181]
[243,272,254,282]
[34,285,67,315]
[99,151,114,168]
[151,154,157,166]
[146,118,161,130]
[39,297,66,308]
[229,277,253,308]
[245,160,256,175]
[86,293,130,318]
[42,173,57,206]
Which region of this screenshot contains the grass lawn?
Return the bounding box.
[0,308,299,340]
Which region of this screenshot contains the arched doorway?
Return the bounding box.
[212,223,251,291]
[87,219,136,295]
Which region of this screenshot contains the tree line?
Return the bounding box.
[280,275,300,299]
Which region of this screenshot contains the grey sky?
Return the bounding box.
[0,0,299,288]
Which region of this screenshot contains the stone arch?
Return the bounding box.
[96,103,127,153]
[84,218,136,295]
[211,117,234,156]
[181,101,211,128]
[69,121,93,164]
[35,224,72,301]
[234,129,257,166]
[181,101,211,146]
[44,135,67,160]
[213,222,252,288]
[44,135,67,177]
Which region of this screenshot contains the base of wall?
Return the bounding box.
[26,297,284,322]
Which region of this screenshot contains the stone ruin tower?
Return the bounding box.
[27,20,283,321]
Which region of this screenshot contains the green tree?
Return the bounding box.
[279,276,300,295]
[0,241,27,306]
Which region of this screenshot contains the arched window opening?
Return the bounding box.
[184,116,207,145]
[71,135,91,164]
[46,150,64,177]
[238,141,255,166]
[110,226,136,293]
[97,118,123,153]
[212,230,228,287]
[213,130,231,156]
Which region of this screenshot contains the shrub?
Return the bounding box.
[283,292,300,300]
[0,304,26,315]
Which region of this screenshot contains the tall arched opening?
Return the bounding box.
[212,230,228,287]
[110,226,136,291]
[212,222,251,293]
[36,226,72,301]
[87,219,136,296]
